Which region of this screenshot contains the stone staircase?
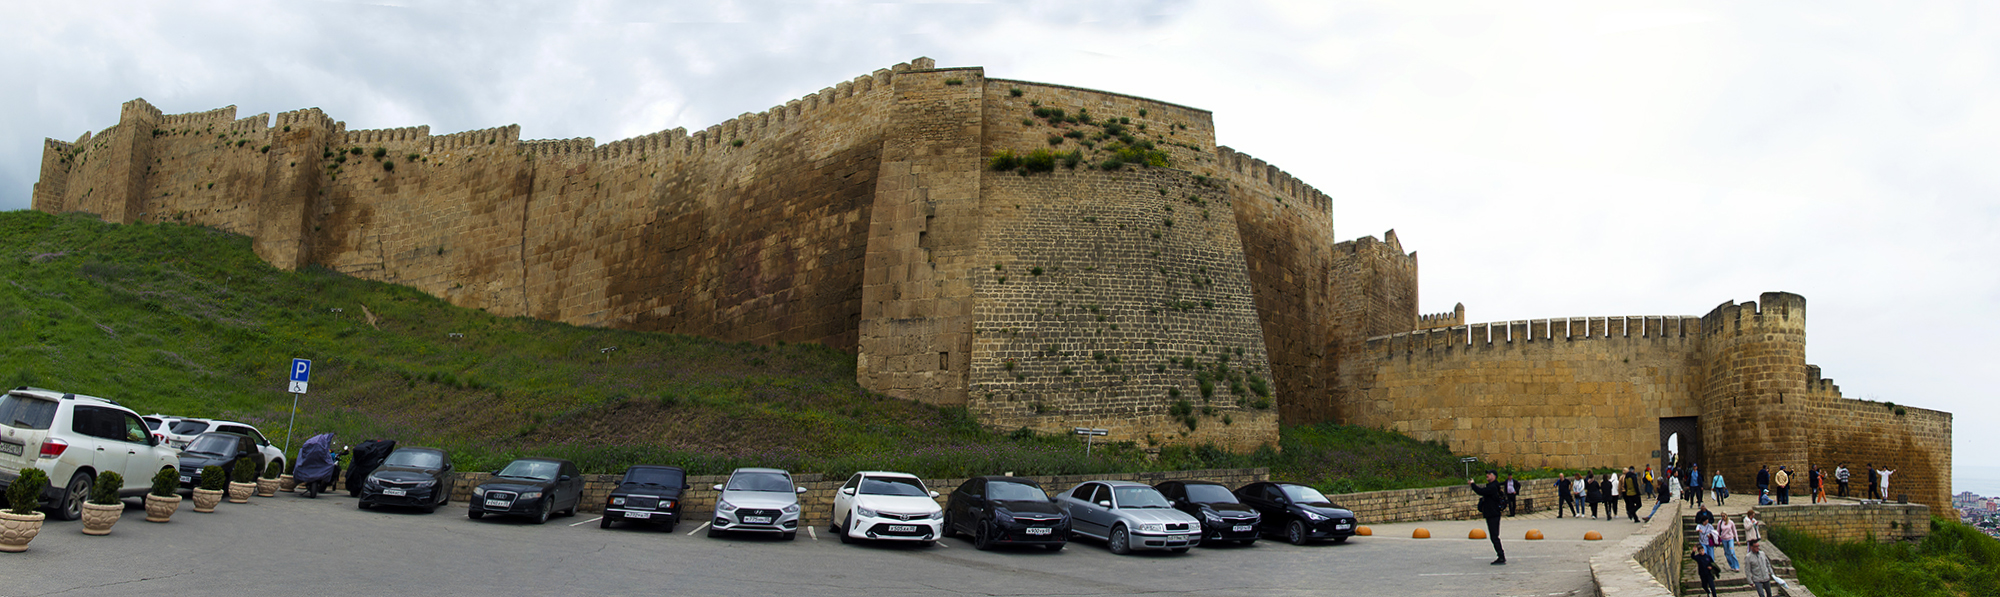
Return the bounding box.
[1676,515,1806,597]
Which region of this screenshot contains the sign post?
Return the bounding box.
[1073,427,1108,457]
[283,358,311,459]
[1461,456,1479,479]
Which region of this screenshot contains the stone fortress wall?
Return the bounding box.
[30,58,1951,509]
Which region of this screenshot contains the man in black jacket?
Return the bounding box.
[1469,470,1507,565]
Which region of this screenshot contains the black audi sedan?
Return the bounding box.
[176,432,263,491]
[357,447,453,513]
[469,458,584,524]
[601,465,689,530]
[1156,480,1262,546]
[1235,482,1359,545]
[943,476,1070,551]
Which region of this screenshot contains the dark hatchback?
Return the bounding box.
[1156,480,1263,546]
[601,465,689,530]
[357,447,453,513]
[469,458,584,524]
[176,432,264,491]
[943,476,1070,551]
[1235,482,1360,545]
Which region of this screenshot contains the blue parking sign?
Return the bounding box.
[290,359,312,383]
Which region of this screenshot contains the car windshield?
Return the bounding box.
[859,476,928,496]
[624,468,684,487]
[185,434,239,456]
[1113,486,1172,508]
[988,481,1047,501]
[383,450,443,469]
[0,395,57,430]
[726,472,794,492]
[1281,485,1335,506]
[497,460,560,481]
[1183,484,1242,504]
[169,420,208,435]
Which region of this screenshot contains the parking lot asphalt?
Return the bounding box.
[0,492,1635,597]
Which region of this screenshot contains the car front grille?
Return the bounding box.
[878,511,931,521]
[737,508,781,520]
[484,491,518,502]
[627,496,658,509]
[1166,523,1191,532]
[1014,516,1061,525]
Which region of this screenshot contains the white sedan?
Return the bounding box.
[830,471,944,545]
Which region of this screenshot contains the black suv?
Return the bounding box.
[1156,480,1262,546]
[469,458,584,524]
[601,465,689,530]
[943,476,1070,551]
[1235,482,1359,545]
[357,447,453,513]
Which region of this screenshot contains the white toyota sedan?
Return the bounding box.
[830,471,943,545]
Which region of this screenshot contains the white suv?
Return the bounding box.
[159,418,284,472]
[0,388,181,520]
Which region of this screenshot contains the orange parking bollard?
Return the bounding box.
[1469,528,1487,540]
[1355,526,1372,536]
[1525,529,1544,540]
[1584,531,1604,541]
[1413,528,1431,539]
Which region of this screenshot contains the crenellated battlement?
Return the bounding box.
[342,125,432,146]
[1806,365,1843,396]
[1214,146,1331,215]
[1700,291,1807,337]
[226,113,270,134]
[521,137,596,157]
[275,107,337,132]
[428,124,520,151]
[1364,313,1702,355]
[152,104,239,128]
[1417,303,1464,330]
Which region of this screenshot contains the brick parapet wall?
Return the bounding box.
[1589,501,1684,597]
[1757,501,1931,543]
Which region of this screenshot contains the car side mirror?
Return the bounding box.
[1097,500,1112,508]
[929,490,940,498]
[683,484,692,490]
[796,487,809,494]
[560,475,572,482]
[712,484,724,491]
[841,487,856,495]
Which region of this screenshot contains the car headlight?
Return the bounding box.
[610,496,626,506]
[718,500,738,512]
[520,492,543,500]
[473,487,487,497]
[782,504,800,514]
[413,480,436,488]
[662,500,676,509]
[995,509,1015,523]
[1204,511,1224,525]
[364,477,383,488]
[1139,523,1165,533]
[927,510,943,520]
[1302,510,1327,521]
[855,506,878,519]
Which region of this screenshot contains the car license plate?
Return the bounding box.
[887,525,918,533]
[1336,524,1351,530]
[383,488,406,497]
[485,499,510,508]
[1233,524,1253,532]
[743,516,772,524]
[180,476,191,484]
[626,511,651,519]
[1025,527,1052,535]
[0,442,20,456]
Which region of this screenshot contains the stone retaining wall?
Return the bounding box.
[1588,501,1683,597]
[1757,501,1930,543]
[1327,478,1561,524]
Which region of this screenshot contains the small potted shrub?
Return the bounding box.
[1,468,49,552]
[80,470,125,535]
[226,459,257,503]
[279,458,297,492]
[257,460,283,497]
[145,468,182,522]
[192,466,227,512]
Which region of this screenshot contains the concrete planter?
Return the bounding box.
[0,510,45,552]
[256,478,280,497]
[80,501,123,535]
[145,494,181,522]
[279,474,297,492]
[192,488,224,513]
[227,482,256,504]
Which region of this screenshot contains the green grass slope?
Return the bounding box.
[1771,519,2000,597]
[0,210,1555,492]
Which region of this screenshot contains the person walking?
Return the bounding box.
[1756,464,1771,498]
[1688,464,1704,506]
[1718,512,1742,571]
[1744,539,1776,597]
[1866,463,1879,501]
[1555,474,1572,518]
[1504,473,1520,516]
[1741,509,1764,545]
[1836,463,1851,498]
[1603,474,1618,520]
[1697,509,1720,559]
[1571,472,1585,516]
[1623,467,1643,523]
[1773,466,1791,505]
[1713,471,1729,506]
[1878,466,1897,501]
[1692,546,1721,597]
[1811,466,1826,503]
[1468,470,1508,565]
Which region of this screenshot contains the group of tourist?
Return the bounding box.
[1755,462,1899,504]
[1689,507,1784,597]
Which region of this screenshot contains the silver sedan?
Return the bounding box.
[1054,480,1202,554]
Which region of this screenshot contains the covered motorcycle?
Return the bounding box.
[345,439,397,497]
[294,433,340,498]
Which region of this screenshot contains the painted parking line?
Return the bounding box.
[688,521,711,536]
[570,516,603,527]
[807,527,817,541]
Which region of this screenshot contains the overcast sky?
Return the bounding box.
[3,0,1994,493]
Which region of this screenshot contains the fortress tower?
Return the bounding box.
[1698,292,1811,497]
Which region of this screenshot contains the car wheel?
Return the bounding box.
[1108,525,1132,555]
[421,500,437,514]
[1287,520,1309,546]
[468,510,484,520]
[706,525,721,538]
[973,520,995,551]
[1239,539,1257,546]
[534,499,553,524]
[358,500,371,510]
[839,512,856,544]
[600,516,613,529]
[56,471,91,521]
[941,512,956,538]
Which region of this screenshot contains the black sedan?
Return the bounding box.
[176,432,264,491]
[469,458,585,524]
[1156,480,1262,546]
[357,447,453,513]
[1236,482,1359,545]
[943,476,1070,551]
[601,465,689,530]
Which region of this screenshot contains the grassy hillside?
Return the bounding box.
[0,210,1550,493]
[1771,519,2000,597]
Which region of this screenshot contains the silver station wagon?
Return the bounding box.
[1054,480,1202,554]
